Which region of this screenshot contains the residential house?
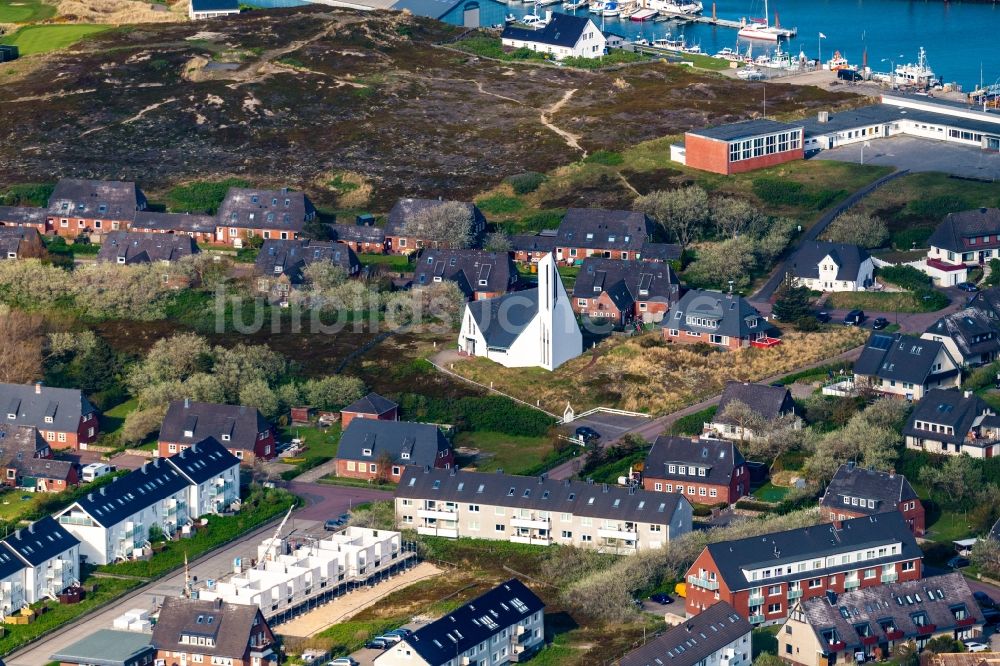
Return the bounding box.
[49,629,155,666]
[150,597,278,666]
[501,12,607,60]
[572,258,679,325]
[683,512,922,626]
[130,211,217,244]
[922,308,1000,368]
[925,207,1000,285]
[332,221,387,254]
[3,516,80,608]
[641,436,749,505]
[787,241,874,292]
[459,253,582,370]
[853,332,961,400]
[165,437,241,518]
[553,208,655,264]
[254,239,360,302]
[511,232,558,263]
[639,241,683,263]
[335,420,453,482]
[158,399,276,465]
[46,179,147,237]
[395,466,693,553]
[901,388,1000,458]
[14,456,78,493]
[0,382,99,450]
[0,424,79,493]
[189,0,240,19]
[0,226,43,260]
[96,231,199,265]
[662,290,777,350]
[413,249,518,300]
[384,198,486,254]
[778,573,982,666]
[673,120,804,175]
[215,187,317,247]
[340,392,399,429]
[376,579,545,666]
[0,205,47,234]
[819,462,925,536]
[706,381,798,441]
[615,601,751,666]
[968,286,1000,322]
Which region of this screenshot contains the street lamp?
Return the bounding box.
[860,140,871,165]
[881,55,903,90]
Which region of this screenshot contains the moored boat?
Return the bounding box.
[630,8,658,20]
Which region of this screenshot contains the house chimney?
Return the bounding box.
[27,523,34,534]
[100,486,106,496]
[965,390,973,399]
[818,111,830,123]
[545,9,552,22]
[87,492,94,501]
[184,397,190,409]
[14,530,20,540]
[34,382,42,395]
[423,465,430,474]
[602,483,609,493]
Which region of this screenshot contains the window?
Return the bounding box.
[654,483,662,491]
[469,504,480,512]
[767,603,782,614]
[495,524,505,532]
[561,530,572,539]
[902,561,915,572]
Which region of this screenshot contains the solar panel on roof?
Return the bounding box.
[869,334,894,350]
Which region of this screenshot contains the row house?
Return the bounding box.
[707,381,799,441]
[96,231,200,265]
[412,249,518,300]
[853,332,961,400]
[925,207,1000,286]
[819,462,925,536]
[151,597,278,666]
[0,382,99,450]
[779,573,982,666]
[554,208,654,264]
[616,601,751,666]
[46,179,147,237]
[511,232,558,263]
[384,198,486,254]
[901,388,1000,458]
[215,187,316,247]
[335,419,453,483]
[55,441,241,565]
[684,512,922,626]
[376,578,544,666]
[663,290,778,350]
[331,220,387,255]
[158,399,276,465]
[571,257,679,325]
[339,392,399,429]
[253,238,360,304]
[0,205,47,234]
[922,308,1000,368]
[395,466,693,553]
[130,211,217,244]
[0,226,44,260]
[0,517,80,617]
[641,436,749,505]
[0,423,78,493]
[788,241,874,293]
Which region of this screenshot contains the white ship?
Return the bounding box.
[648,0,702,15]
[894,47,939,88]
[737,0,794,41]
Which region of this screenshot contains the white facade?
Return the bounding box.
[854,345,961,400]
[179,463,240,518]
[502,17,607,60]
[794,253,874,292]
[0,567,25,618]
[188,1,240,19]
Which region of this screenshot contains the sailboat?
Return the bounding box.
[737,0,788,41]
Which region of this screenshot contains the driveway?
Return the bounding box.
[816,135,1000,180]
[287,481,393,521]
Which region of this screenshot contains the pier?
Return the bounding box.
[655,10,796,37]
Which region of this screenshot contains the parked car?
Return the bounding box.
[947,556,970,569]
[365,639,389,650]
[376,634,403,644]
[872,317,890,330]
[843,310,866,326]
[964,641,989,653]
[324,518,345,531]
[815,311,831,324]
[386,628,413,637]
[328,659,359,666]
[837,69,863,82]
[957,282,980,292]
[651,593,674,605]
[575,426,601,442]
[974,591,995,608]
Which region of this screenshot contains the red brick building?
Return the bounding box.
[684,512,923,627]
[334,419,452,482]
[130,211,217,244]
[663,289,778,350]
[412,249,518,300]
[820,463,926,536]
[332,220,387,255]
[553,208,656,265]
[151,597,278,666]
[572,257,679,325]
[642,436,749,505]
[0,382,99,450]
[340,392,399,429]
[45,178,147,237]
[384,198,486,255]
[0,226,44,260]
[214,187,316,247]
[0,206,47,235]
[158,399,275,465]
[680,119,804,175]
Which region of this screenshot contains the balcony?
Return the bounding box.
[748,593,764,605]
[881,572,898,584]
[597,528,637,541]
[860,636,879,646]
[844,579,861,590]
[511,517,549,530]
[915,624,936,635]
[416,526,458,538]
[825,641,847,653]
[417,508,457,520]
[884,629,904,641]
[510,536,551,546]
[788,589,803,600]
[749,614,766,625]
[687,575,720,591]
[956,617,977,628]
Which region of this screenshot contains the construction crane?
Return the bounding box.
[259,506,294,566]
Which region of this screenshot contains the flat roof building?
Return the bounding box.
[675,119,804,175]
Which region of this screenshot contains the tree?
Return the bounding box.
[711,197,765,239]
[182,253,231,290]
[683,236,757,291]
[483,231,513,253]
[302,376,366,411]
[772,274,812,322]
[302,218,333,241]
[403,202,475,249]
[923,636,961,655]
[919,455,983,508]
[0,310,44,384]
[822,212,889,249]
[635,186,710,253]
[239,379,279,419]
[375,451,395,484]
[121,405,166,445]
[718,399,765,444]
[804,399,904,483]
[303,262,348,291]
[971,537,1000,579]
[127,333,213,395]
[890,641,919,666]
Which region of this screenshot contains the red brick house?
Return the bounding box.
[412,249,518,300]
[45,179,147,237]
[96,231,200,266]
[0,382,99,449]
[130,211,217,244]
[553,208,655,264]
[340,392,399,429]
[571,257,679,325]
[334,419,452,482]
[0,423,77,493]
[663,289,778,350]
[215,187,316,247]
[151,597,278,666]
[642,436,749,505]
[332,220,387,255]
[820,463,925,536]
[158,399,275,465]
[684,512,923,627]
[681,120,804,175]
[511,233,558,264]
[0,205,47,234]
[384,198,486,254]
[0,226,44,260]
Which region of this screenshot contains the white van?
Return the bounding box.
[81,463,112,483]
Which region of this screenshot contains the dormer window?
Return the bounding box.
[586,233,594,240]
[117,256,126,264]
[6,414,14,420]
[479,280,488,286]
[362,448,372,456]
[251,196,259,204]
[183,430,194,438]
[221,434,230,442]
[401,452,410,460]
[44,416,53,424]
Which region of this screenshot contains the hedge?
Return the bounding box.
[878,265,932,291]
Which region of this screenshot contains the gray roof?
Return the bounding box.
[618,602,750,666]
[853,333,956,386]
[688,119,802,142]
[160,400,271,452]
[404,579,544,664]
[640,241,682,262]
[67,458,190,528]
[796,572,981,653]
[927,208,1000,254]
[47,178,146,220]
[331,223,385,245]
[901,388,992,446]
[0,206,46,225]
[572,257,679,308]
[217,187,315,232]
[502,12,592,48]
[132,211,216,234]
[3,516,78,567]
[715,381,794,424]
[800,101,1000,144]
[644,436,745,487]
[385,198,485,236]
[819,464,919,515]
[511,233,558,254]
[789,241,871,282]
[337,420,449,467]
[254,239,359,284]
[0,541,25,582]
[0,382,96,433]
[0,226,42,259]
[413,249,516,298]
[17,457,76,482]
[702,512,921,591]
[924,308,1000,360]
[556,208,654,251]
[97,231,199,264]
[968,287,1000,322]
[50,629,154,666]
[151,597,267,660]
[664,290,776,340]
[167,436,240,485]
[397,466,690,525]
[342,392,398,416]
[466,289,540,350]
[0,422,47,462]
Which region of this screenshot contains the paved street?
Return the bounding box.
[817,135,1000,180]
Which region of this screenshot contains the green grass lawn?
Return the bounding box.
[0,24,111,55]
[0,488,43,522]
[826,290,948,314]
[454,431,557,475]
[358,253,411,271]
[753,483,790,503]
[98,397,137,440]
[0,0,56,23]
[280,423,342,461]
[926,509,977,543]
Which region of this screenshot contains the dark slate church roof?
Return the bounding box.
[501,13,592,48]
[819,463,918,515]
[788,241,871,282]
[466,289,539,350]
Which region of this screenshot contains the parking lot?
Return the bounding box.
[815,135,1000,180]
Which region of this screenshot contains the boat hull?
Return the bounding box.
[738,27,779,41]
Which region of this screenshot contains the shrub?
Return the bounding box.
[892,226,933,250]
[669,406,716,436]
[878,265,931,291]
[795,316,820,332]
[584,150,624,166]
[751,178,845,210]
[476,194,523,215]
[517,209,564,232]
[505,172,546,195]
[0,183,54,207]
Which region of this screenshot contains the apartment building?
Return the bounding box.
[395,467,693,554]
[684,512,922,626]
[819,463,925,536]
[0,516,80,616]
[616,601,751,666]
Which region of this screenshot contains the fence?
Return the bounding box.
[427,359,560,418]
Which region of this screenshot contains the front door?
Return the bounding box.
[465,337,476,355]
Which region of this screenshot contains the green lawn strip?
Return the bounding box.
[277,424,341,480]
[0,0,56,23]
[358,253,411,271]
[317,475,396,491]
[753,482,790,503]
[453,430,557,475]
[667,406,717,436]
[98,397,138,440]
[581,449,646,484]
[164,178,250,214]
[0,24,111,55]
[825,290,948,314]
[774,361,853,386]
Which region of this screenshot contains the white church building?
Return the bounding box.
[459,253,582,370]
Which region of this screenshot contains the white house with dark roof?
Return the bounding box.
[925,207,1000,285]
[458,253,581,370]
[852,332,961,400]
[617,601,751,666]
[922,307,1000,368]
[707,381,799,440]
[167,437,241,517]
[788,241,874,292]
[3,516,80,605]
[902,388,1000,458]
[501,12,606,60]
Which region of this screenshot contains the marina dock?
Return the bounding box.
[655,9,796,37]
